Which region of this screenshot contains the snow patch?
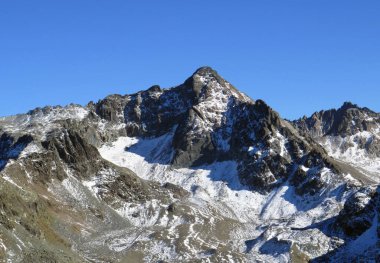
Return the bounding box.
[321,132,380,182]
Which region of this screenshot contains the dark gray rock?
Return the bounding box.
[335,187,378,237]
[0,133,33,170]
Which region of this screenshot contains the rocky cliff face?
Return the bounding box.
[0,67,379,262]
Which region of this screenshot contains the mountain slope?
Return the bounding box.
[0,67,379,262]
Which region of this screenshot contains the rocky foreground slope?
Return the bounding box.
[0,67,379,262]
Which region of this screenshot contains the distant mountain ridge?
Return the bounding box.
[293,101,380,184]
[294,101,380,137]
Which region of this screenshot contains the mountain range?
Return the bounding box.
[0,67,379,262]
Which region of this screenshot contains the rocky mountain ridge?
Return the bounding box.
[294,101,380,184]
[0,67,379,262]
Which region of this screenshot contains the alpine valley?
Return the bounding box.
[0,67,379,262]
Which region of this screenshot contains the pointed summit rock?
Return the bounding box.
[340,101,358,110]
[184,66,251,102]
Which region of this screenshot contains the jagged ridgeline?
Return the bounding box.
[0,67,379,262]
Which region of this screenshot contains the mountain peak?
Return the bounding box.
[184,67,252,104]
[293,100,380,138]
[188,66,226,87]
[340,101,359,111]
[337,101,378,116]
[192,66,218,77]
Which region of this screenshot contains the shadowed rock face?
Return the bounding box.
[0,67,379,262]
[334,186,378,237]
[0,133,33,170]
[42,130,101,179]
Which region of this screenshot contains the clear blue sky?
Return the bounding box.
[1,0,379,120]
